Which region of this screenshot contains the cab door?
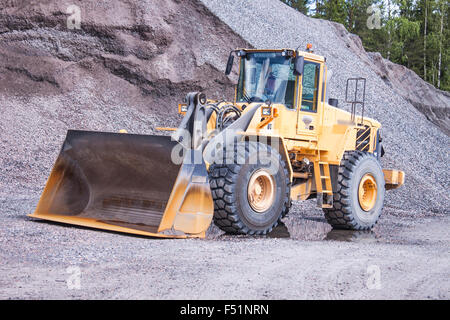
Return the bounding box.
[296,60,322,137]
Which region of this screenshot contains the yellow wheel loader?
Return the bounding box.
[30,47,405,238]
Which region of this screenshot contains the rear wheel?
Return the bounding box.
[208,141,290,235]
[323,151,385,230]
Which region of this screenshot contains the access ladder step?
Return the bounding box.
[314,160,334,208]
[316,192,334,208]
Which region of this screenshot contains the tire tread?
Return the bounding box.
[323,151,383,230]
[209,142,291,235]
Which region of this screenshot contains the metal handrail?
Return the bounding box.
[345,78,366,125]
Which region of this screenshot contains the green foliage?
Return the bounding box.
[384,17,420,63]
[282,0,449,91]
[280,0,310,14]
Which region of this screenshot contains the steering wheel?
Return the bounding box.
[249,96,264,102]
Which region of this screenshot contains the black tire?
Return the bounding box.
[281,199,292,218]
[323,151,385,230]
[208,141,290,235]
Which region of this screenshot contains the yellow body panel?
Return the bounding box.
[27,213,190,238]
[290,179,313,201]
[383,169,405,190]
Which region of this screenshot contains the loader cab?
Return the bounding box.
[231,49,326,138]
[235,50,298,109]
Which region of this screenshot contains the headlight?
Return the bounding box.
[179,104,188,114]
[261,107,272,116]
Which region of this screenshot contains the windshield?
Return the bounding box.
[236,52,296,108]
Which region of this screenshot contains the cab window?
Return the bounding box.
[300,62,320,112]
[236,52,297,109]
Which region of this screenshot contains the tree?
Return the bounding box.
[280,0,310,15]
[436,0,446,89]
[384,17,420,64]
[423,0,428,81]
[281,0,449,91]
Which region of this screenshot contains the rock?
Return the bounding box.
[367,52,450,135]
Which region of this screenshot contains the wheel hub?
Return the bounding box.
[358,173,378,211]
[247,169,275,213]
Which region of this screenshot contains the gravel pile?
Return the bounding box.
[200,0,449,214]
[367,52,450,135]
[0,0,249,200]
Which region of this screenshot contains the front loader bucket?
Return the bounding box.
[29,130,213,238]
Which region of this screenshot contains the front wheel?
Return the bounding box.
[323,151,385,230]
[208,142,290,235]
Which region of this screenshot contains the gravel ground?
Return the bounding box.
[1,198,449,299]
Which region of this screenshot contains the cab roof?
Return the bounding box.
[238,48,325,63]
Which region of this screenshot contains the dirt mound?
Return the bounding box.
[0,0,249,198]
[200,0,449,214]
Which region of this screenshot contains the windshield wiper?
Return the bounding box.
[242,87,252,103]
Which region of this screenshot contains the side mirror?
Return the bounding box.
[225,52,234,75]
[294,56,304,76]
